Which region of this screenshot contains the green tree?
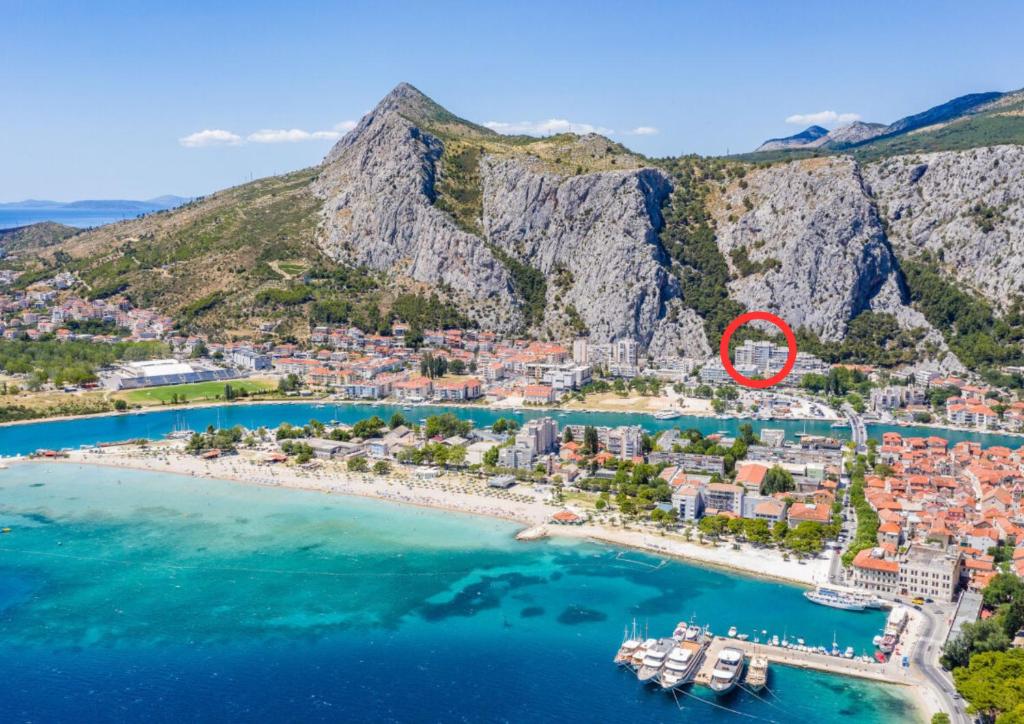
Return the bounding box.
[953,648,1024,721]
[113,398,128,411]
[583,426,599,455]
[347,456,369,473]
[388,412,407,429]
[760,465,795,495]
[372,460,391,476]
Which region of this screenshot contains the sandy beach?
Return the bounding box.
[21,442,832,587]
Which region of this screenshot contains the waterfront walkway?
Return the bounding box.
[696,636,908,686]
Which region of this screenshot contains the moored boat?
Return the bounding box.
[637,638,674,682]
[744,655,768,692]
[658,633,709,690]
[708,647,745,695]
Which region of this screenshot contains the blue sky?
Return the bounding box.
[3,0,1023,200]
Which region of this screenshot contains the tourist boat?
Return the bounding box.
[744,655,769,692]
[658,633,709,690]
[708,648,745,695]
[636,638,674,682]
[614,622,644,667]
[727,626,737,638]
[803,585,874,611]
[653,409,682,420]
[630,639,657,670]
[878,633,897,654]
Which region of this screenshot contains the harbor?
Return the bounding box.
[616,604,918,705]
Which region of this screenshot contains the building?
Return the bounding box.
[671,485,704,521]
[900,544,962,603]
[702,483,744,515]
[603,425,644,460]
[433,377,482,401]
[851,548,901,596]
[228,348,271,371]
[572,338,589,365]
[112,358,238,390]
[523,384,556,404]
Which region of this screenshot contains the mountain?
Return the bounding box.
[750,89,1024,157]
[0,221,79,255]
[0,196,190,212]
[755,125,829,152]
[16,82,1024,372]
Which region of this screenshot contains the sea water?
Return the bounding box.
[0,463,915,722]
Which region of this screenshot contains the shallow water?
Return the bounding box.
[0,463,916,722]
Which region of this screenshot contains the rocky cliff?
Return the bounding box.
[712,157,909,340]
[313,83,707,355]
[865,145,1024,309]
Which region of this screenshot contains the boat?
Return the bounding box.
[803,585,875,611]
[796,638,805,646]
[614,622,644,667]
[874,650,887,663]
[736,633,749,641]
[872,634,883,647]
[830,421,849,429]
[744,655,769,692]
[707,648,745,695]
[727,626,737,638]
[879,606,909,653]
[630,639,657,670]
[658,632,709,690]
[637,638,674,682]
[844,646,855,659]
[771,635,780,647]
[653,409,682,420]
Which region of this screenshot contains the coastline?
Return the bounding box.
[11,449,938,722]
[19,445,829,588]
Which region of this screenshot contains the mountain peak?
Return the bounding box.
[755,125,829,152]
[367,82,495,137]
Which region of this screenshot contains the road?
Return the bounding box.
[842,403,868,451]
[909,604,971,724]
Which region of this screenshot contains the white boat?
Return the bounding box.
[803,585,873,611]
[658,633,709,690]
[630,639,657,671]
[654,409,682,420]
[872,635,883,647]
[637,638,674,682]
[844,646,855,659]
[796,638,805,646]
[614,622,644,667]
[771,635,780,646]
[708,648,745,695]
[736,633,749,641]
[745,655,769,692]
[727,626,737,638]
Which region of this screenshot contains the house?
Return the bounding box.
[786,502,831,527]
[523,384,556,405]
[851,548,900,596]
[434,377,482,401]
[393,375,433,401]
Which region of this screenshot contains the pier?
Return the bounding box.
[695,636,907,686]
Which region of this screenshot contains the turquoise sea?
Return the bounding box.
[0,400,1020,458]
[0,463,917,722]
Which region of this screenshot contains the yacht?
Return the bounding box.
[727,626,737,638]
[708,648,745,695]
[745,655,769,692]
[614,623,644,667]
[637,639,674,682]
[653,408,682,420]
[658,635,709,690]
[803,585,876,611]
[630,639,657,670]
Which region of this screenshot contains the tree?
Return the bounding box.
[953,648,1024,722]
[347,456,369,473]
[372,460,391,476]
[425,413,471,439]
[583,426,599,455]
[760,465,795,495]
[562,427,574,443]
[483,446,499,467]
[743,518,771,545]
[771,520,789,543]
[985,573,1024,608]
[352,415,386,439]
[388,412,407,429]
[446,445,467,468]
[113,398,128,411]
[698,515,727,537]
[595,498,607,511]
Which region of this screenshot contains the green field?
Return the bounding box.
[119,379,275,405]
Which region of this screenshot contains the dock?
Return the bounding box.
[695,637,906,686]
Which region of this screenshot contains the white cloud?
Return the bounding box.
[179,129,243,148]
[784,110,861,127]
[247,128,342,143]
[484,118,614,136]
[181,120,358,148]
[627,126,659,136]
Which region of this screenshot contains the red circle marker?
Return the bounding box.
[719,311,797,389]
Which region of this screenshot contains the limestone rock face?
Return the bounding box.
[712,157,908,341]
[865,145,1024,309]
[313,90,520,331]
[481,157,708,357]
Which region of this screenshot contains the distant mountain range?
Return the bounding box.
[0,196,190,212]
[754,89,1021,154]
